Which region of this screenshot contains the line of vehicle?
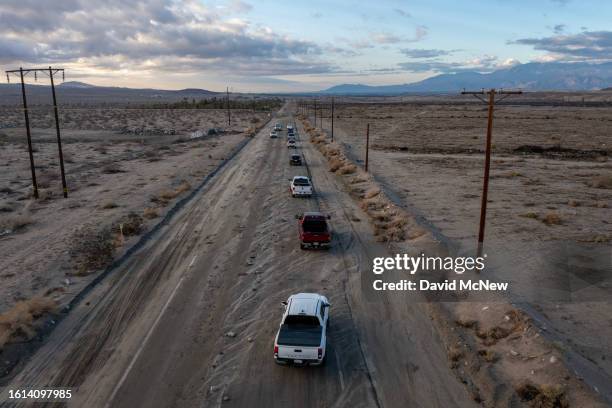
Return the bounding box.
[297,116,383,408]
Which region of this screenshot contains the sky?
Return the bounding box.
[1,0,611,92]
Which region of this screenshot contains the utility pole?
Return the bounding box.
[331,97,334,142]
[7,66,68,199]
[49,66,68,198]
[461,88,522,257]
[16,68,38,198]
[365,123,370,172]
[226,86,231,126]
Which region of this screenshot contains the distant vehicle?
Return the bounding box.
[287,139,297,149]
[287,124,294,131]
[290,176,312,197]
[274,123,283,131]
[274,293,330,366]
[288,129,295,137]
[296,212,331,249]
[270,131,278,138]
[289,154,302,166]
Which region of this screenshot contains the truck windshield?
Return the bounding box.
[284,315,320,326]
[303,219,327,233]
[293,178,310,186]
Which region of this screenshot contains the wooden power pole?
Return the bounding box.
[365,123,370,172]
[6,66,68,199]
[331,97,334,142]
[461,88,522,257]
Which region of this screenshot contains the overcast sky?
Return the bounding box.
[1,0,611,92]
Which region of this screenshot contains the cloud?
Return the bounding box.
[398,54,506,73]
[553,24,566,34]
[400,48,453,58]
[393,8,411,18]
[371,33,403,44]
[513,30,612,61]
[0,0,334,79]
[367,26,427,46]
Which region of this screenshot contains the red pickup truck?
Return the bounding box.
[296,212,331,249]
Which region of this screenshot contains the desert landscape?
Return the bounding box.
[305,94,612,401]
[0,105,272,360]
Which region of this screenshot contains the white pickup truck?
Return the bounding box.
[274,293,330,366]
[290,176,313,197]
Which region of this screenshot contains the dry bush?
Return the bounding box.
[176,180,191,194]
[406,226,427,240]
[116,213,143,236]
[0,213,33,232]
[477,349,499,363]
[143,207,160,219]
[360,197,385,212]
[70,227,115,275]
[567,199,580,207]
[520,212,539,219]
[588,175,612,189]
[158,189,178,201]
[328,158,344,172]
[102,163,124,174]
[338,164,357,175]
[515,381,568,408]
[542,212,562,226]
[364,188,380,199]
[102,202,118,209]
[153,181,191,204]
[0,296,57,350]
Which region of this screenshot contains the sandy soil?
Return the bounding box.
[0,101,608,408]
[0,108,269,317]
[1,106,485,408]
[311,99,612,404]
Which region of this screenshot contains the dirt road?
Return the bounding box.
[1,104,477,408]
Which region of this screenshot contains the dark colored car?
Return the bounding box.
[290,154,302,166]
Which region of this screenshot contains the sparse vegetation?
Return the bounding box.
[541,212,562,226]
[0,296,57,351]
[515,381,568,408]
[0,213,33,232]
[143,207,160,219]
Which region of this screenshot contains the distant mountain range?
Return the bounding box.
[322,62,612,94]
[0,81,217,105]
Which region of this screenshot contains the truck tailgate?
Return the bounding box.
[277,345,319,361]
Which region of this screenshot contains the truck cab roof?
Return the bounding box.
[286,293,327,317]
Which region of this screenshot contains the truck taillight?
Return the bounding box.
[318,347,323,359]
[274,345,279,355]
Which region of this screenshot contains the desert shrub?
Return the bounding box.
[102,163,124,174]
[0,296,57,350]
[328,158,344,172]
[71,227,115,275]
[515,381,568,408]
[542,212,562,226]
[102,202,118,209]
[338,164,357,175]
[0,213,33,231]
[588,175,612,189]
[143,207,160,219]
[364,188,380,199]
[117,212,143,236]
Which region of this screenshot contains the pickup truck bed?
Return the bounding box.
[277,324,322,347]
